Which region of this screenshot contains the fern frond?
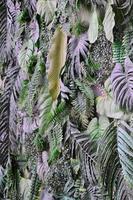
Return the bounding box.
[0,0,16,60]
[66,122,98,186]
[113,41,126,64]
[0,65,20,167]
[39,88,67,136]
[48,123,63,163]
[18,39,34,73]
[26,53,45,115]
[5,159,20,200]
[29,167,41,200]
[123,29,133,60]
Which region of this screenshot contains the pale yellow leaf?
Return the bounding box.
[88,7,99,43]
[103,3,115,42]
[48,27,67,101]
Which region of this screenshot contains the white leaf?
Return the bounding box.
[88,7,99,43]
[103,3,115,42]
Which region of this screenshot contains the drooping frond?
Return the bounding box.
[96,121,132,199]
[9,69,27,154]
[117,121,133,186]
[97,122,119,198]
[65,121,102,198]
[26,53,44,115]
[18,39,34,72]
[29,166,41,200]
[115,169,133,200]
[0,64,20,167]
[0,0,17,60]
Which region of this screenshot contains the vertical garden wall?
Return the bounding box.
[0,0,133,199]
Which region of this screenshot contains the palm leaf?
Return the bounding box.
[115,169,133,200]
[117,121,133,186]
[66,121,103,198]
[97,121,120,199]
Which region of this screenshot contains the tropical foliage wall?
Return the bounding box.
[0,0,133,199]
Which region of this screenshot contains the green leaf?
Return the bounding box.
[87,116,110,140]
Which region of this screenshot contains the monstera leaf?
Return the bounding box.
[111,57,133,112]
[48,27,67,101]
[69,34,89,79]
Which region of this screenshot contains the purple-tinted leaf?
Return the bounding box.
[111,57,133,112]
[69,33,89,79]
[29,18,39,43]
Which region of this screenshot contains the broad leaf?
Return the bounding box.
[103,2,115,42]
[88,7,98,43]
[48,27,67,101]
[96,79,125,119]
[111,57,133,112]
[69,34,89,79]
